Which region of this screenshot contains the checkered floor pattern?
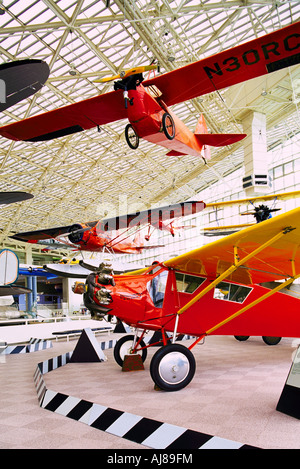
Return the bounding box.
[0,333,299,449]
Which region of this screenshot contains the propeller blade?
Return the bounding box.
[94,65,157,83]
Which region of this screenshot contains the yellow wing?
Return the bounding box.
[164,207,300,285]
[204,190,300,209]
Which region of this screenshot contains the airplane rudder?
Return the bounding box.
[194,113,208,135]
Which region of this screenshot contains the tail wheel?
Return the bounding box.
[150,343,196,391]
[262,336,282,346]
[125,124,139,149]
[162,112,175,140]
[113,334,147,367]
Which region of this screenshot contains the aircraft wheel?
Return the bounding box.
[262,336,282,346]
[113,334,147,367]
[234,335,250,342]
[125,124,139,149]
[150,344,196,391]
[162,112,175,140]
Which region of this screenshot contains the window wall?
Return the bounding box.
[119,133,300,267]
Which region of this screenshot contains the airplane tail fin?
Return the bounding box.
[194,114,211,160]
[194,114,209,135]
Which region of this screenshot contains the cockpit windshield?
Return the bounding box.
[147,270,168,308]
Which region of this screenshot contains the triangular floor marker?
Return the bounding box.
[114,321,127,333]
[70,328,107,363]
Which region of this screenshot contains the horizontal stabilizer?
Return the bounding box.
[194,133,246,147]
[166,150,186,156]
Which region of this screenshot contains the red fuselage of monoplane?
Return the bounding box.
[88,264,300,339]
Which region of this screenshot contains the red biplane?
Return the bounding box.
[0,23,299,160]
[10,200,205,254]
[83,207,300,391]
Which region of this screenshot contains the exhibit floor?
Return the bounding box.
[0,333,299,450]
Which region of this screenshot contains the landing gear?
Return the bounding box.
[125,123,139,149]
[113,334,147,367]
[262,336,282,346]
[234,335,282,345]
[162,112,175,140]
[234,335,250,342]
[150,343,196,391]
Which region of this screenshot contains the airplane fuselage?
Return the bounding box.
[127,84,205,157]
[87,263,300,339]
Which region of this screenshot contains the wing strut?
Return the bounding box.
[171,225,296,341]
[204,272,300,339]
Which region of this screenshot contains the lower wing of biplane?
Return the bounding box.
[9,200,205,252]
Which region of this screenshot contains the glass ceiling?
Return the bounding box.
[0,0,299,254]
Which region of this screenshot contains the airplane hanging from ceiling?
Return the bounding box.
[202,190,300,236]
[83,206,300,391]
[0,59,49,112]
[0,23,299,160]
[0,192,33,205]
[9,200,205,254]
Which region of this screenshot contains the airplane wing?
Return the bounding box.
[10,221,98,242]
[0,192,33,205]
[100,201,206,231]
[0,89,127,141]
[0,285,32,296]
[0,59,49,112]
[164,206,300,285]
[204,190,300,209]
[145,21,300,106]
[0,22,298,141]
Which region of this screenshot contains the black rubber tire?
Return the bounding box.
[234,336,250,342]
[150,343,196,391]
[125,124,139,149]
[162,112,175,140]
[113,334,147,367]
[262,336,282,346]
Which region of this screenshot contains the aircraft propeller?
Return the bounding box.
[202,190,300,236]
[94,64,157,83]
[240,204,281,223]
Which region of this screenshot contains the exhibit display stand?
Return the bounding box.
[276,345,300,419]
[70,327,107,363]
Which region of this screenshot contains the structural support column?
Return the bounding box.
[242,111,271,196]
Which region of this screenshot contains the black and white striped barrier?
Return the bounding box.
[33,336,259,449]
[1,338,53,355]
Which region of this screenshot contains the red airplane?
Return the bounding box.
[10,200,205,254]
[83,207,300,391]
[0,23,299,160]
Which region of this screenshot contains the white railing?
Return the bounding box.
[0,314,92,327]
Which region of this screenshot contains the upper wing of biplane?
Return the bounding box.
[0,22,298,142]
[9,201,205,243]
[100,201,205,231]
[201,190,300,236]
[204,190,300,209]
[9,220,98,242]
[164,206,300,285]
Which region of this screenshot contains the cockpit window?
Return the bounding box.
[213,281,252,303]
[175,272,205,293]
[147,270,168,308]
